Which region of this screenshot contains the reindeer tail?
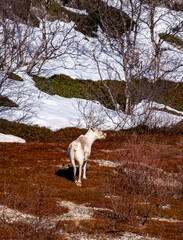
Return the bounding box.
[68,142,79,160]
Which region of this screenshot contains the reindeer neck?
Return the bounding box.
[85,130,97,146]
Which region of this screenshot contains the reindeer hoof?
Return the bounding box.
[75,181,82,187]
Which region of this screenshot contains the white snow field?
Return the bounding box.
[1,0,183,142]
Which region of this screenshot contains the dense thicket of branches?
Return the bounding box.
[0,0,183,126]
[90,0,183,120]
[0,0,78,122]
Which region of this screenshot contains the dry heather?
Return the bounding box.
[0,131,183,239]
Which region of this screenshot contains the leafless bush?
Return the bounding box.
[76,100,107,128]
[105,137,183,228]
[91,0,183,120]
[0,0,83,123]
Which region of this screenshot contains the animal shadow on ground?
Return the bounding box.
[55,166,79,182]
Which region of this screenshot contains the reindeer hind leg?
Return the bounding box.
[76,164,82,187]
[72,160,77,183]
[68,144,77,183]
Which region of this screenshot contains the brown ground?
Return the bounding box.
[0,131,183,239]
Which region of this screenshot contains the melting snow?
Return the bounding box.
[0,133,26,143]
[1,2,183,137]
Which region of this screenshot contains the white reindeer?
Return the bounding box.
[68,127,106,186]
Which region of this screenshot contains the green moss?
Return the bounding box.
[155,80,183,111]
[8,73,24,81]
[0,96,18,107]
[32,74,126,110]
[32,74,87,98]
[46,1,65,18]
[126,78,183,112]
[32,74,183,112]
[159,33,183,49]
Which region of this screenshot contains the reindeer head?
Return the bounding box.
[92,127,107,139]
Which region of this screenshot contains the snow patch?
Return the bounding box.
[91,159,119,168]
[1,5,183,130]
[0,203,160,239]
[0,133,26,143]
[64,6,88,15]
[0,205,37,225]
[58,201,93,220]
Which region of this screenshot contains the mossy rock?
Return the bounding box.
[46,0,134,37]
[29,10,40,27]
[72,0,134,37]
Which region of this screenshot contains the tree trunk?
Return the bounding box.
[125,82,132,115]
[26,5,47,74]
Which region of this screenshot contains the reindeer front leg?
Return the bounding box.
[83,152,89,180]
[83,160,87,179]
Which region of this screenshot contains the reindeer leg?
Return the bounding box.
[83,160,87,179]
[76,164,82,187]
[83,152,89,180]
[72,161,77,183]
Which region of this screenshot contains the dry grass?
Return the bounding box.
[0,130,183,239]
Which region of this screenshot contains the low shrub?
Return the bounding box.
[0,118,85,143]
[32,74,126,110]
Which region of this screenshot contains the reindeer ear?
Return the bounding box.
[93,126,98,132]
[90,112,96,130]
[89,125,97,131]
[91,126,95,131]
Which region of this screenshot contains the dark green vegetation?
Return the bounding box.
[159,33,183,50]
[32,74,126,110]
[2,73,183,120]
[0,0,133,37]
[0,96,18,108]
[1,118,183,144]
[32,74,183,112]
[0,126,183,239]
[0,0,40,27]
[44,0,134,37]
[150,79,183,112]
[0,118,85,143]
[0,74,23,108]
[8,73,24,82]
[32,74,94,99]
